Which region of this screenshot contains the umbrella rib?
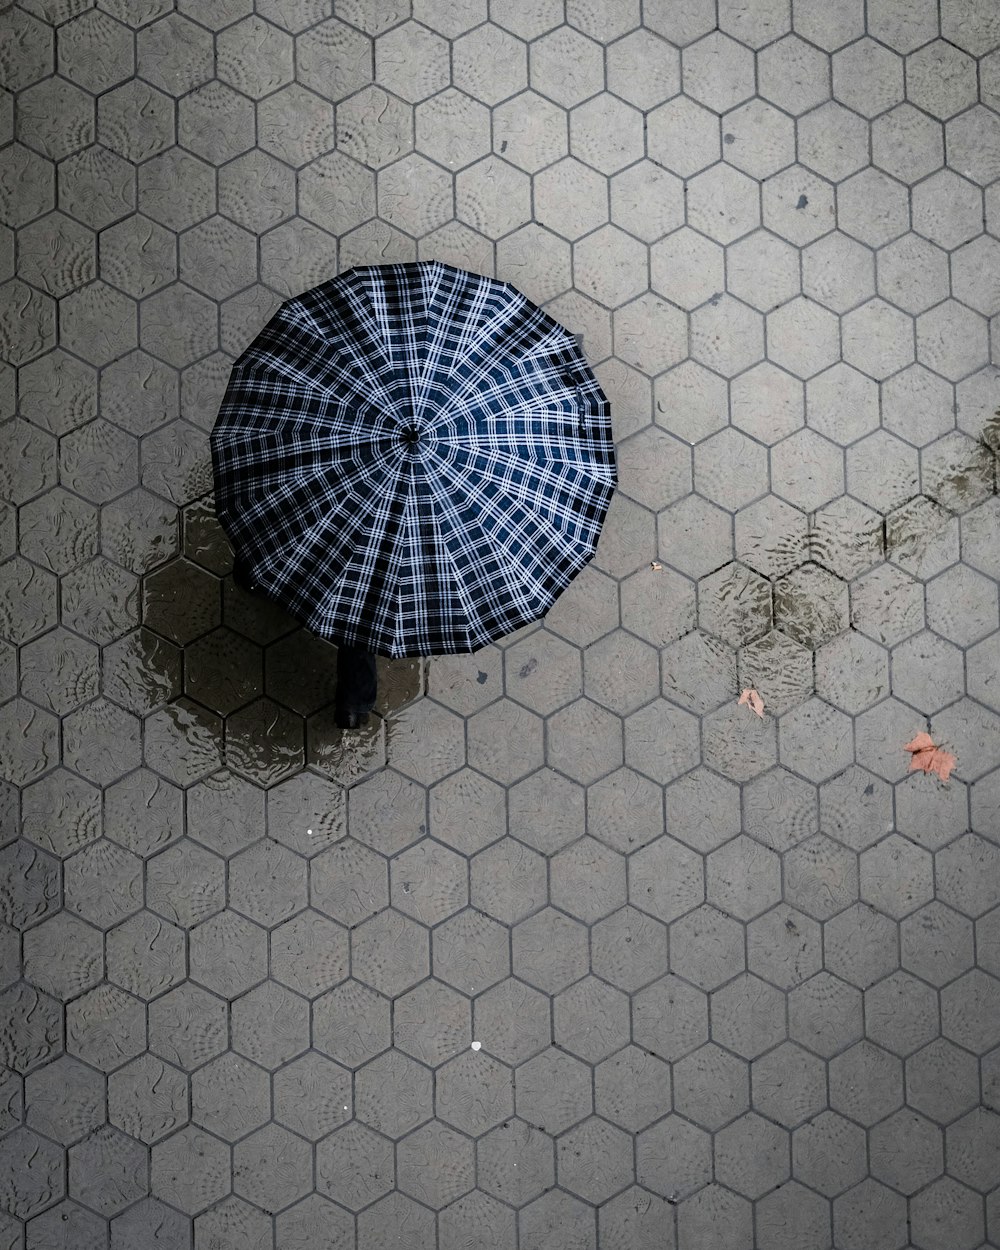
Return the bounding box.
[425,451,595,601]
[258,304,399,412]
[411,468,481,651]
[428,444,606,569]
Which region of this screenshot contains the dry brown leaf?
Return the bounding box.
[904,732,957,782]
[738,688,765,718]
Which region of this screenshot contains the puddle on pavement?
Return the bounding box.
[924,443,995,512]
[809,510,884,578]
[774,564,848,651]
[884,495,954,576]
[131,396,1000,781]
[135,483,424,788]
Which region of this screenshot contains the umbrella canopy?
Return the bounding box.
[211,260,616,658]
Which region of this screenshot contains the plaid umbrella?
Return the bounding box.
[211,260,616,658]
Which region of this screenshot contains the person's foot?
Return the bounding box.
[334,708,369,730]
[334,647,377,730]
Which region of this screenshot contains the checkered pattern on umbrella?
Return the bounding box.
[212,260,616,658]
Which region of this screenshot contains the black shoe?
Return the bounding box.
[334,708,369,730]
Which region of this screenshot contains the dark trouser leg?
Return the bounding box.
[335,645,378,728]
[232,557,256,592]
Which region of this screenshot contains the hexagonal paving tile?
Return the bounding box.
[830,1041,905,1131]
[707,836,781,921]
[21,765,98,875]
[650,230,722,321]
[740,767,817,854]
[105,908,185,1003]
[188,909,266,999]
[636,1115,712,1200]
[66,981,146,1074]
[658,493,733,580]
[352,908,429,1001]
[62,837,142,932]
[68,1125,148,1216]
[802,235,871,321]
[695,427,767,512]
[382,978,465,1070]
[508,771,582,857]
[313,978,390,1071]
[437,1049,513,1136]
[698,561,772,650]
[771,429,845,516]
[137,13,214,93]
[18,211,96,299]
[907,1039,981,1130]
[233,1122,311,1216]
[793,1110,867,1197]
[712,973,787,1059]
[730,366,802,450]
[0,10,53,93]
[25,1054,104,1145]
[17,349,95,439]
[715,1112,790,1199]
[0,556,59,649]
[316,1120,393,1212]
[814,631,887,715]
[917,300,990,383]
[866,969,939,1059]
[547,696,625,784]
[881,365,954,454]
[0,1127,65,1219]
[553,970,631,1062]
[99,79,175,164]
[0,278,55,365]
[558,1116,634,1204]
[150,1124,229,1216]
[477,1116,553,1208]
[762,164,835,246]
[740,620,810,720]
[397,1120,474,1211]
[912,169,983,250]
[869,1107,943,1200]
[581,630,657,717]
[514,1047,592,1134]
[512,907,588,995]
[277,1055,347,1145]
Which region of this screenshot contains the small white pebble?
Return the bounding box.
[307,828,313,836]
[470,1041,482,1051]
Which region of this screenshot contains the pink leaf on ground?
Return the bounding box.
[904,733,957,782]
[738,688,765,718]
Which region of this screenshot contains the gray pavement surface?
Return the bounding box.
[2,0,1000,1246]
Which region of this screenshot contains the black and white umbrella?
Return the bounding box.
[211,261,616,658]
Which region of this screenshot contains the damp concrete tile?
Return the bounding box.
[8,11,1000,1247]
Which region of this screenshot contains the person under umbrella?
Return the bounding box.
[212,261,616,728]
